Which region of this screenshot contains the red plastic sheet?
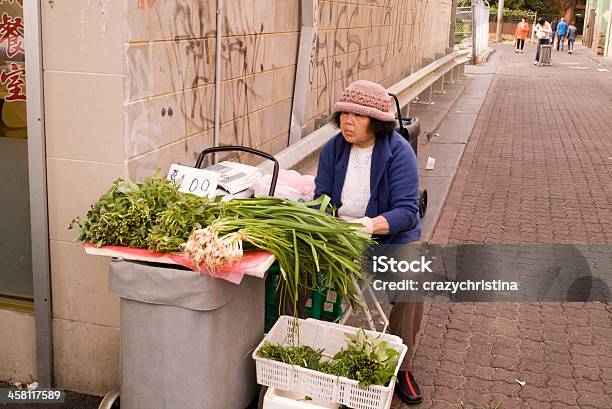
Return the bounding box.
[84,243,275,284]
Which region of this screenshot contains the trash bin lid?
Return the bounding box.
[109,259,255,311]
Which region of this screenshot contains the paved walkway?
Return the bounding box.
[395,44,612,408]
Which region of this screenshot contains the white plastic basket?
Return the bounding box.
[253,316,407,409]
[263,388,340,409]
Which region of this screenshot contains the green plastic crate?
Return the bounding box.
[264,261,343,333]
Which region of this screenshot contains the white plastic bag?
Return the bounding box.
[253,169,315,201]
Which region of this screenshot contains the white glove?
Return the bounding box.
[354,216,374,235]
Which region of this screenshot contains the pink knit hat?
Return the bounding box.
[334,80,395,122]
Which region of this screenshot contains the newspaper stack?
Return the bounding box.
[205,161,263,195]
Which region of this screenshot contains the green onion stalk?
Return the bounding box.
[184,196,374,312]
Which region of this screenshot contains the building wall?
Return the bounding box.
[39,0,125,395]
[2,0,451,395]
[125,0,453,178]
[586,0,611,54]
[0,310,36,382]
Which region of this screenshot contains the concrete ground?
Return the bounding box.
[390,43,612,409]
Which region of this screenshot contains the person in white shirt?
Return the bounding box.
[534,17,552,65]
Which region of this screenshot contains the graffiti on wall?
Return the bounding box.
[125,0,283,179]
[308,0,438,127]
[124,0,450,179]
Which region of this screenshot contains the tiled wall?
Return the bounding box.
[16,0,451,395]
[125,0,453,178]
[38,0,124,395]
[0,310,36,382]
[306,0,452,134]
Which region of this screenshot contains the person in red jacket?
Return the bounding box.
[514,17,530,53]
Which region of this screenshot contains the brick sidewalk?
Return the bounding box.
[395,45,612,409]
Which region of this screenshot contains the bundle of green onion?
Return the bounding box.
[71,175,374,310]
[195,196,374,309]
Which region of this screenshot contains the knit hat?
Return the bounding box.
[334,80,395,122]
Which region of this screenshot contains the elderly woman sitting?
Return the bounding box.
[315,80,423,404]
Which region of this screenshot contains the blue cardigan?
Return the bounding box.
[314,131,421,244]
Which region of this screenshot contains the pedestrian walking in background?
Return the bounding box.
[550,17,559,49]
[556,17,568,51]
[514,17,530,53]
[534,17,552,65]
[567,21,578,54]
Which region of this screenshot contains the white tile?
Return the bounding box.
[126,39,215,102]
[50,240,120,328]
[47,159,126,242]
[41,0,125,74]
[53,319,119,396]
[45,71,124,164]
[124,92,188,159]
[127,146,173,181]
[148,0,193,41]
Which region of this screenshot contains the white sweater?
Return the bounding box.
[337,144,373,221]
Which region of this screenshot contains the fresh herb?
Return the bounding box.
[257,329,400,389]
[257,341,325,371]
[70,175,214,252]
[322,329,399,389]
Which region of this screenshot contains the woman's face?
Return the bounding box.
[339,112,376,148]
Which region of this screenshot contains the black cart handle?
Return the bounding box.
[388,92,406,136]
[195,145,280,196]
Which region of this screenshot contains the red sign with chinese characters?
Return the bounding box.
[0,0,24,103]
[0,12,24,58]
[0,61,24,101]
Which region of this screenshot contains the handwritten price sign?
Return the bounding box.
[167,164,219,198]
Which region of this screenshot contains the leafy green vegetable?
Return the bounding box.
[257,329,400,389]
[70,175,214,252]
[322,329,399,389]
[257,341,325,371]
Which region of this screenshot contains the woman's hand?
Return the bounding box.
[371,215,390,235]
[354,216,390,235]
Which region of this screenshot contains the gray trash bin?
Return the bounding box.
[109,259,264,409]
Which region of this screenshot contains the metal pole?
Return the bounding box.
[449,0,458,48]
[213,0,223,164]
[288,0,317,145]
[496,0,505,43]
[24,0,53,387]
[605,1,612,57]
[472,1,477,62]
[531,11,538,43]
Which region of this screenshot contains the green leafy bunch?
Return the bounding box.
[257,341,325,371]
[322,329,400,389]
[70,175,213,251]
[202,196,373,309]
[257,329,400,389]
[71,174,373,310]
